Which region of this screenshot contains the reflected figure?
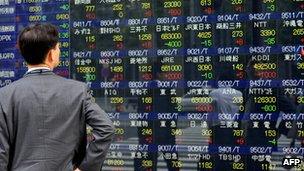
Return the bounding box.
[209,87,243,170]
[198,70,243,171]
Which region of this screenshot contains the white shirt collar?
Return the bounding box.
[27,67,51,73]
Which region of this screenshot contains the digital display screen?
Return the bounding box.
[1,0,304,170]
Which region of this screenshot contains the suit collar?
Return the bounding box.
[23,69,54,77]
[27,66,51,73]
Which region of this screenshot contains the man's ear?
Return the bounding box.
[45,49,53,64]
[50,48,56,62]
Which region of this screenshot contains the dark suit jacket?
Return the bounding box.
[0,69,115,171]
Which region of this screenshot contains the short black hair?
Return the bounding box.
[18,23,59,65]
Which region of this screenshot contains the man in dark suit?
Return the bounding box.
[0,23,115,171]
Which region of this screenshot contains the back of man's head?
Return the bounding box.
[18,23,59,65]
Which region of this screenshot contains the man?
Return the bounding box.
[0,23,115,171]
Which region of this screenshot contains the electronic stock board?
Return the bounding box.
[1,0,304,170]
